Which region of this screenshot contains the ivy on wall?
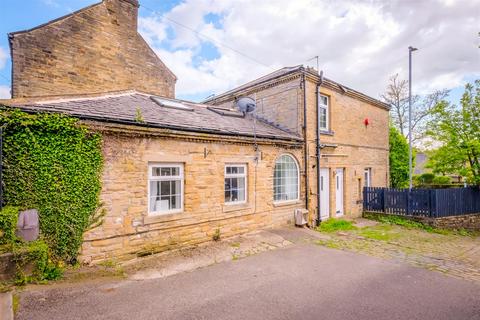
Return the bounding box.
[0,109,103,263]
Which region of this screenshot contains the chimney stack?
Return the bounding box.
[104,0,140,32]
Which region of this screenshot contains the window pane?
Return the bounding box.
[320,95,328,106]
[160,181,170,195]
[237,177,245,189]
[171,167,179,176]
[237,188,245,201]
[150,181,159,197]
[231,177,238,189]
[231,189,238,202]
[171,195,181,209]
[161,167,171,176]
[319,108,327,129]
[171,180,180,195]
[152,167,161,176]
[273,155,298,202]
[226,167,231,174]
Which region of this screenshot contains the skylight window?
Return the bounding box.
[207,106,244,118]
[150,96,194,111]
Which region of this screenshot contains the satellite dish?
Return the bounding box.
[236,97,256,113]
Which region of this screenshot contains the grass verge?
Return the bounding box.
[316,218,357,233]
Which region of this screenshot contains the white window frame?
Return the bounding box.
[318,94,329,131]
[148,163,184,215]
[364,168,372,187]
[224,164,248,205]
[273,154,300,203]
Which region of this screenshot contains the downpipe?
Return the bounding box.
[316,71,324,226]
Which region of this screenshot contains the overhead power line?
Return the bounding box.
[0,73,9,82]
[141,5,271,69]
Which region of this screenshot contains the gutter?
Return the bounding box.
[302,72,309,210]
[316,71,324,226]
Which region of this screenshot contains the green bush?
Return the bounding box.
[432,175,451,185]
[0,206,19,245]
[0,109,103,262]
[419,173,435,184]
[13,240,63,284]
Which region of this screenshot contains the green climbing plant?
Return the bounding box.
[0,108,103,263]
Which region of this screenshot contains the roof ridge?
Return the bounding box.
[2,90,149,106]
[9,1,103,37]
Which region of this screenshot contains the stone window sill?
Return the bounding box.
[223,203,252,213]
[144,212,184,225]
[273,200,302,208]
[320,130,334,136]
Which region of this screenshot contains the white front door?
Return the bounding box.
[335,168,344,216]
[319,168,330,220]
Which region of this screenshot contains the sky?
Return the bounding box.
[0,0,479,103]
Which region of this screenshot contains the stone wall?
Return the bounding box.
[80,129,305,264]
[0,253,15,281]
[9,0,176,99]
[364,211,480,231]
[213,76,303,135]
[305,78,390,220]
[209,71,390,221]
[428,214,480,231]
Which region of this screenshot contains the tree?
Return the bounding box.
[389,126,410,188]
[427,80,480,185]
[382,74,449,143]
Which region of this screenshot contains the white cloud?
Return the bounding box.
[0,85,11,99]
[139,0,480,101]
[0,47,7,70]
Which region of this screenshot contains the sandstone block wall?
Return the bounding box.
[364,212,480,231]
[9,0,176,99]
[80,131,305,263]
[305,79,390,219]
[213,77,304,135]
[209,71,390,222]
[428,214,480,231]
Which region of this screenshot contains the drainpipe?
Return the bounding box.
[316,71,324,226]
[302,72,309,211]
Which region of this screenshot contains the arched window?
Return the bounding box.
[273,154,299,202]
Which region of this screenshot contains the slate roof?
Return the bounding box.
[203,66,301,103]
[3,91,302,141]
[204,65,390,110]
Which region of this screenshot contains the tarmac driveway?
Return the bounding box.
[17,241,480,320]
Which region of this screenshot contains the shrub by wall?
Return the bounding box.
[0,109,103,263]
[0,206,18,245]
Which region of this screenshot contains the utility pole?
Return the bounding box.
[408,46,418,190]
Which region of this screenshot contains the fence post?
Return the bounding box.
[382,188,386,213]
[406,189,411,216]
[363,187,367,211]
[428,189,435,218]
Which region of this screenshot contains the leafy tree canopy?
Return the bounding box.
[389,125,411,188]
[427,80,480,185]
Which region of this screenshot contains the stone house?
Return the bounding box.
[1,0,389,263]
[205,66,390,222]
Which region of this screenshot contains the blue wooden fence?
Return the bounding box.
[363,187,480,218]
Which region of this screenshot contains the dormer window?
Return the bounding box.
[318,94,329,131]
